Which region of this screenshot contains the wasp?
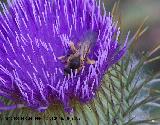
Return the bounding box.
[58,41,96,75]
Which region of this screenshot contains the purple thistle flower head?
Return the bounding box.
[0,0,129,113]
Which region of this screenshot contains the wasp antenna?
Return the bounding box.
[69,41,77,53]
[86,57,96,64]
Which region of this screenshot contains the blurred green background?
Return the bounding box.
[111,0,160,122]
[105,0,160,72]
[105,0,160,122]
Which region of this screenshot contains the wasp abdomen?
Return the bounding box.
[68,56,81,69]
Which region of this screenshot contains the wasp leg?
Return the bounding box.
[69,41,77,53]
[58,56,68,63]
[77,65,85,73]
[58,56,66,60]
[77,68,81,73]
[86,57,96,64]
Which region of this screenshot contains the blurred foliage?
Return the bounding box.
[104,0,160,71]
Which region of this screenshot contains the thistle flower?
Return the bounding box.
[0,0,129,114]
